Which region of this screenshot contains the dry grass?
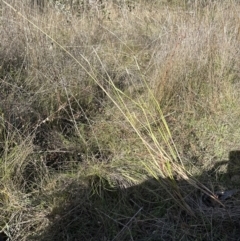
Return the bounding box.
[0,0,240,240]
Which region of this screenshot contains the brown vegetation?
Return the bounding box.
[0,0,240,240]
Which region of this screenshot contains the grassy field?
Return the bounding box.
[1,0,240,240]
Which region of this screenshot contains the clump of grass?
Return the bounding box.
[1,0,240,240]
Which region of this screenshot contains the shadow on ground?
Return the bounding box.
[33,150,240,241]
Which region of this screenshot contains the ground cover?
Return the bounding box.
[0,0,240,240]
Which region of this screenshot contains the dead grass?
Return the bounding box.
[0,0,240,240]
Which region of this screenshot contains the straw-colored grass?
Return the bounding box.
[0,0,240,240]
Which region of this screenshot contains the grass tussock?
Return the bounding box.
[1,0,240,240]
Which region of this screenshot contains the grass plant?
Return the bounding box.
[0,0,240,240]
